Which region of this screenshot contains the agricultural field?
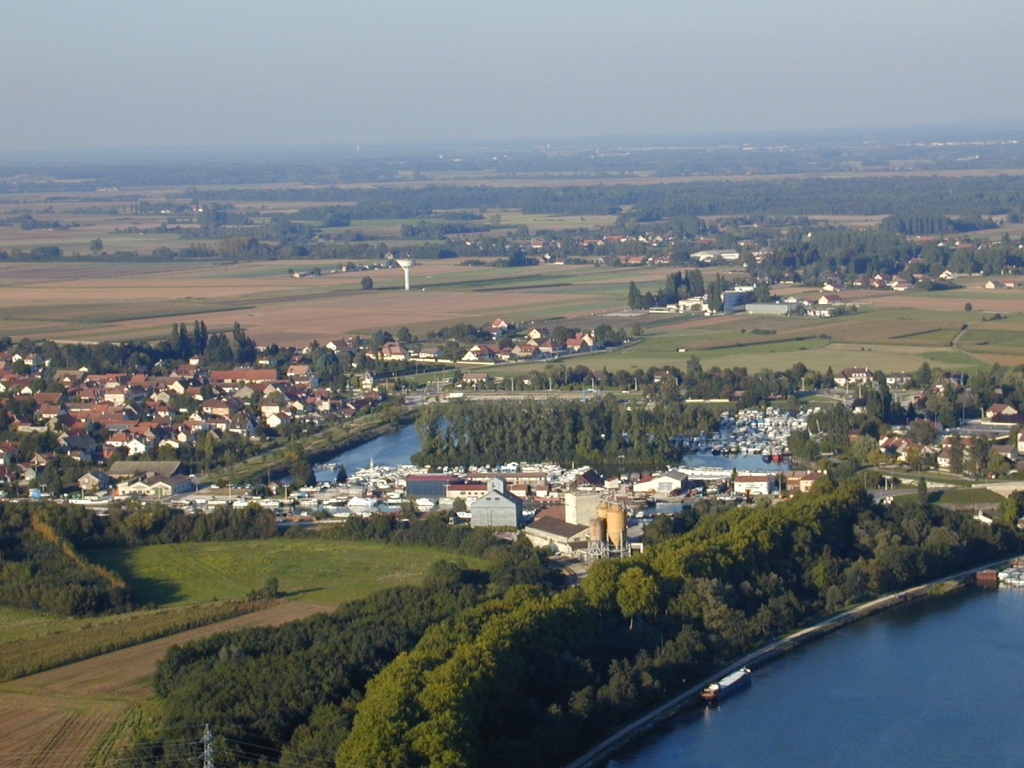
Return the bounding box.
[0,602,321,768]
[0,259,649,345]
[85,538,487,607]
[0,535,473,768]
[0,600,276,682]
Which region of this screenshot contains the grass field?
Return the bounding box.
[85,538,485,608]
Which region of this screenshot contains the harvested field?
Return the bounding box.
[0,260,640,345]
[0,601,323,768]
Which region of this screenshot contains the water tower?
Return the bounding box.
[396,258,416,291]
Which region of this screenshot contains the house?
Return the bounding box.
[489,318,509,337]
[210,369,278,389]
[886,372,913,388]
[461,372,491,387]
[469,477,524,528]
[986,403,1019,420]
[834,368,873,387]
[77,470,112,493]
[461,344,500,363]
[985,280,1005,290]
[733,473,774,495]
[784,471,826,494]
[378,341,409,362]
[818,293,845,305]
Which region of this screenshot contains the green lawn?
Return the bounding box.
[934,488,1005,505]
[85,539,483,608]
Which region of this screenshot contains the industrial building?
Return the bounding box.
[470,477,524,528]
[744,302,793,316]
[404,474,456,498]
[722,289,755,314]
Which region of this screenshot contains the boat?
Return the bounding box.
[346,496,378,510]
[415,498,435,511]
[700,667,752,703]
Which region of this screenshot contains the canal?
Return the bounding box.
[314,423,422,482]
[604,587,1024,768]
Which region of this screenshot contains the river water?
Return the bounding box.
[604,587,1024,768]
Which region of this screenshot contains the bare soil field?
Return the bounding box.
[0,601,323,768]
[0,260,643,344]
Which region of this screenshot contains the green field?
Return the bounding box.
[86,539,485,608]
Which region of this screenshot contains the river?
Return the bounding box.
[604,587,1024,768]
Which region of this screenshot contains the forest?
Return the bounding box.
[179,175,1024,219]
[0,504,132,615]
[135,480,1018,768]
[411,397,723,473]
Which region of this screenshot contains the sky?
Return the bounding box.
[2,0,1023,153]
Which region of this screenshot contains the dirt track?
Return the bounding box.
[0,601,324,768]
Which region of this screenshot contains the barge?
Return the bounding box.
[700,667,752,703]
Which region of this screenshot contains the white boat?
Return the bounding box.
[347,496,378,510]
[415,498,436,511]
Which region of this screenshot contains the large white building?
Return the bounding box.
[733,473,774,496]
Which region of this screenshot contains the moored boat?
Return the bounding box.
[700,667,751,703]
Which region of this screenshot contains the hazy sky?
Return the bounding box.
[2,0,1023,152]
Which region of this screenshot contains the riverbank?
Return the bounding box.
[563,558,1012,768]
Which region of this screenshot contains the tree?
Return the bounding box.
[627,281,642,310]
[754,282,771,302]
[89,238,103,253]
[949,434,964,474]
[964,302,973,312]
[616,566,658,630]
[916,476,928,504]
[361,276,374,290]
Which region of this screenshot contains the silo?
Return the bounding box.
[589,516,606,543]
[598,500,627,548]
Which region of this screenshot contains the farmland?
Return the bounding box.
[0,599,276,682]
[0,536,480,768]
[0,256,1020,373]
[0,601,321,768]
